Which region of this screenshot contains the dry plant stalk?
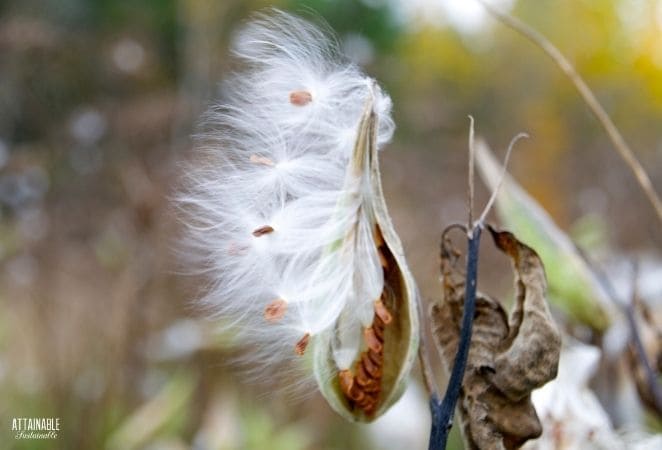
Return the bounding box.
[626,293,662,416]
[431,226,561,450]
[476,0,662,224]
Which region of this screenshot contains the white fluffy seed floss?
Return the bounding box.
[178,9,397,387]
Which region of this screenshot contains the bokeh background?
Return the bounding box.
[1,0,661,449]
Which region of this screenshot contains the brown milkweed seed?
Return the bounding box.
[295,333,310,356]
[264,298,287,322]
[368,347,383,365]
[335,299,391,417]
[374,299,393,324]
[249,154,275,166]
[362,352,380,378]
[252,225,274,237]
[289,90,312,106]
[363,327,383,353]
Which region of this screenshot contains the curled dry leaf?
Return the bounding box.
[431,225,561,450]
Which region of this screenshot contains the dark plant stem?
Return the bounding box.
[575,247,662,414]
[625,301,662,413]
[428,226,482,450]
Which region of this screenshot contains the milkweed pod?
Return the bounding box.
[313,96,420,421]
[178,10,415,420]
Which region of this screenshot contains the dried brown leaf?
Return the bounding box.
[431,226,561,450]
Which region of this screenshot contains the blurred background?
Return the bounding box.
[0,0,661,449]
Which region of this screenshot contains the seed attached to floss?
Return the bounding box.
[289,90,312,106]
[295,333,311,356]
[252,225,274,237]
[249,154,275,166]
[264,298,287,322]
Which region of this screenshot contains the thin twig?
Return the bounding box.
[428,119,484,449]
[476,0,662,225]
[428,125,528,449]
[468,116,476,231]
[476,132,528,225]
[627,266,662,413]
[418,298,441,399]
[576,247,662,413]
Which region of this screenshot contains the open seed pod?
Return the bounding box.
[313,92,420,422]
[178,10,419,422]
